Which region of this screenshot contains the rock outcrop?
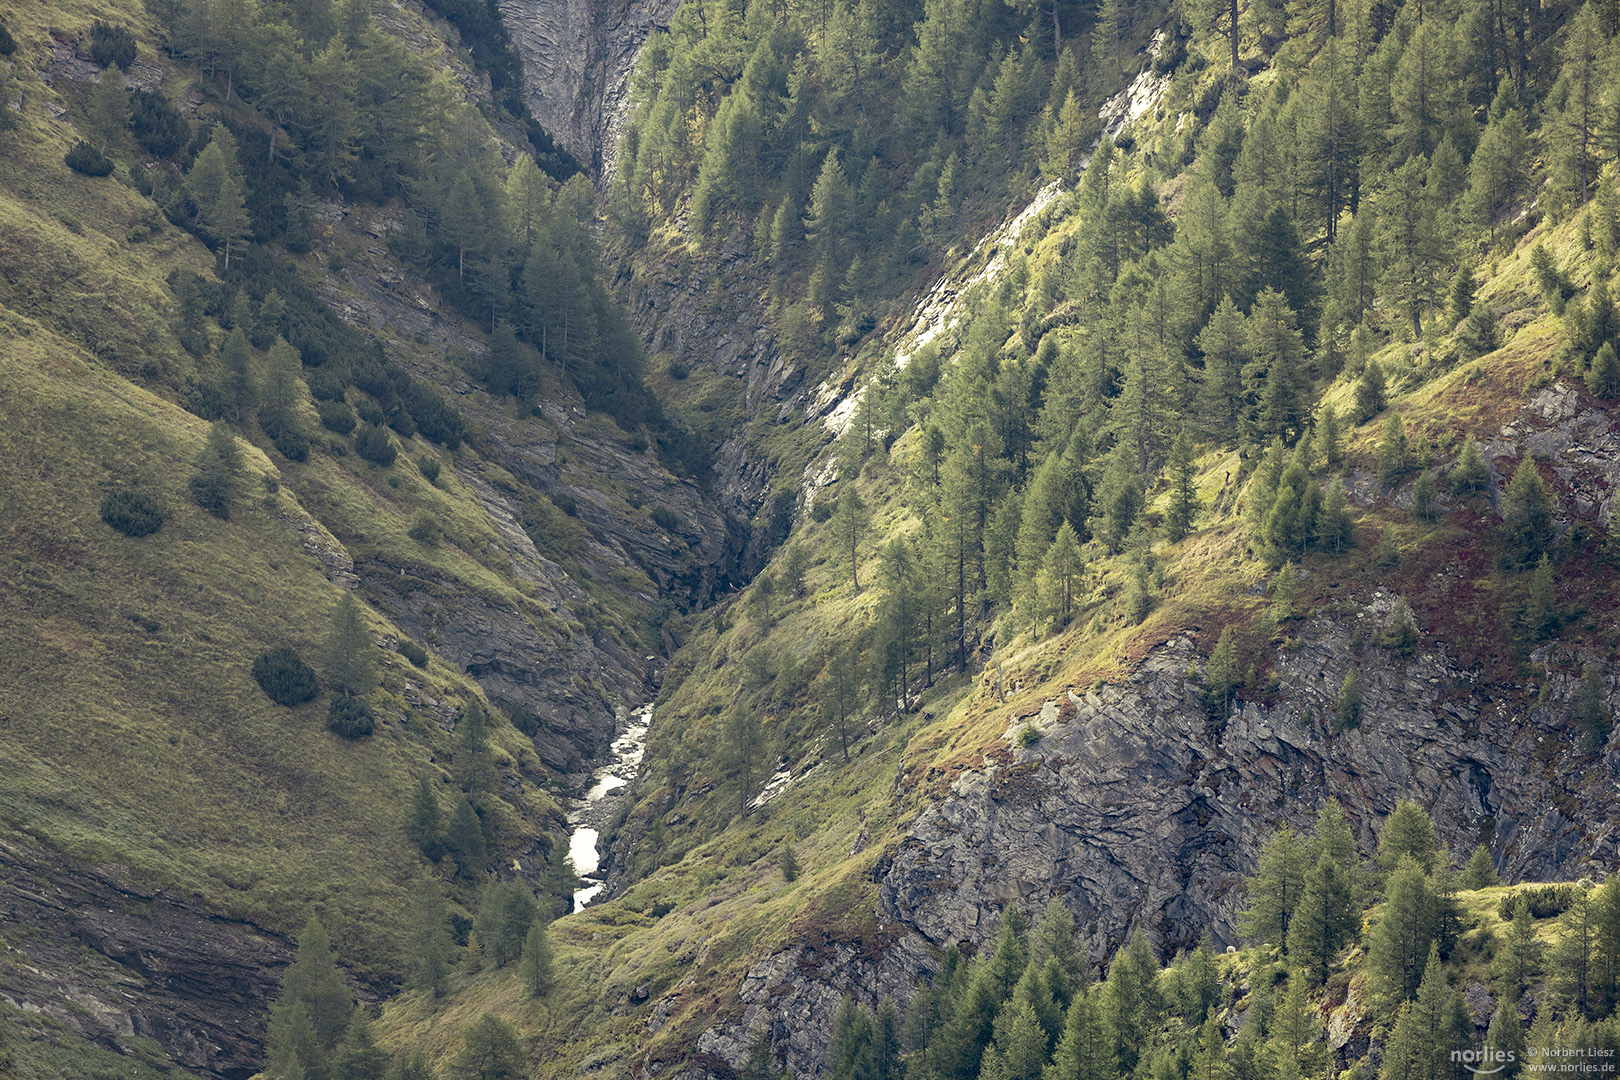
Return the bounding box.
[0,835,294,1080]
[498,0,681,177]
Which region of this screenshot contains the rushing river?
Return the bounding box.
[565,703,652,910]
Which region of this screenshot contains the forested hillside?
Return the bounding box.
[4,0,1620,1074]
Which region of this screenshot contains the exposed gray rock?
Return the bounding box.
[499,0,681,177]
[0,834,293,1080]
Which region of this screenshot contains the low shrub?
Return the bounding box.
[129,89,189,156]
[273,428,310,461]
[327,697,375,738]
[549,491,576,517]
[100,491,163,536]
[397,639,429,667]
[65,142,114,177]
[355,424,396,466]
[1016,724,1042,748]
[252,648,319,705]
[408,510,442,544]
[318,399,356,434]
[417,454,441,483]
[1499,884,1575,921]
[89,21,137,69]
[651,505,678,531]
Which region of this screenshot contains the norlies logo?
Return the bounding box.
[1455,1045,1619,1074]
[1453,1048,1515,1075]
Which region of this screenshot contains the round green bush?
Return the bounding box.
[65,142,114,177]
[327,697,375,738]
[355,424,396,466]
[100,491,163,537]
[273,428,310,461]
[397,639,429,667]
[129,90,190,157]
[651,505,679,531]
[318,399,356,434]
[417,454,441,483]
[252,648,319,706]
[89,21,137,69]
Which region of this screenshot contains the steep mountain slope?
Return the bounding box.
[0,0,732,1072]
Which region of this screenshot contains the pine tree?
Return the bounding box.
[1241,827,1311,949]
[324,593,375,701]
[1288,854,1358,985]
[186,125,251,269]
[1103,930,1163,1075]
[1461,844,1498,889]
[1465,87,1530,242]
[1521,552,1559,641]
[450,1014,523,1080]
[1317,480,1354,554]
[473,879,537,969]
[1367,855,1440,1002]
[445,795,486,875]
[1573,667,1612,754]
[267,916,354,1078]
[1412,471,1441,522]
[1381,945,1471,1078]
[1037,522,1085,630]
[406,774,444,861]
[1587,342,1620,398]
[1267,972,1329,1076]
[1166,432,1199,542]
[1378,801,1439,874]
[1334,667,1363,730]
[332,1010,388,1080]
[190,419,242,519]
[1353,358,1387,423]
[1245,289,1310,447]
[1484,993,1527,1079]
[833,487,870,593]
[407,874,452,999]
[1204,626,1241,719]
[1550,885,1600,1019]
[455,698,495,795]
[260,337,304,440]
[1450,437,1491,496]
[1045,985,1113,1080]
[1547,2,1605,213]
[979,998,1048,1080]
[1492,894,1543,1004]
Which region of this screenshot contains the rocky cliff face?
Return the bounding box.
[678,382,1620,1080]
[498,0,681,177]
[0,835,294,1080]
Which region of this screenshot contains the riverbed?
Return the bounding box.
[565,702,653,909]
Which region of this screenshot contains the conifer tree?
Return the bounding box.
[1493,894,1543,1005]
[445,794,486,875]
[406,774,444,861]
[1045,984,1113,1080]
[1550,884,1599,1019]
[1204,626,1241,719]
[450,1014,523,1080]
[1367,855,1440,1002]
[473,879,537,969]
[1334,667,1363,729]
[267,916,354,1078]
[1165,432,1199,543]
[190,419,242,519]
[260,337,304,441]
[1573,667,1612,754]
[1521,553,1559,641]
[219,326,256,425]
[332,1010,388,1080]
[1378,801,1439,874]
[1465,87,1531,242]
[1461,844,1498,889]
[1450,438,1491,496]
[1104,930,1163,1075]
[1037,522,1085,630]
[1241,827,1311,949]
[324,592,375,701]
[1289,853,1358,985]
[408,874,452,999]
[1484,993,1527,1079]
[1317,479,1354,554]
[186,125,251,269]
[1499,458,1553,570]
[833,486,870,593]
[455,698,495,796]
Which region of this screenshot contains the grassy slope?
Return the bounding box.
[0,0,568,1018]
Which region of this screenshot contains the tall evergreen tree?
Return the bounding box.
[266,916,354,1079]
